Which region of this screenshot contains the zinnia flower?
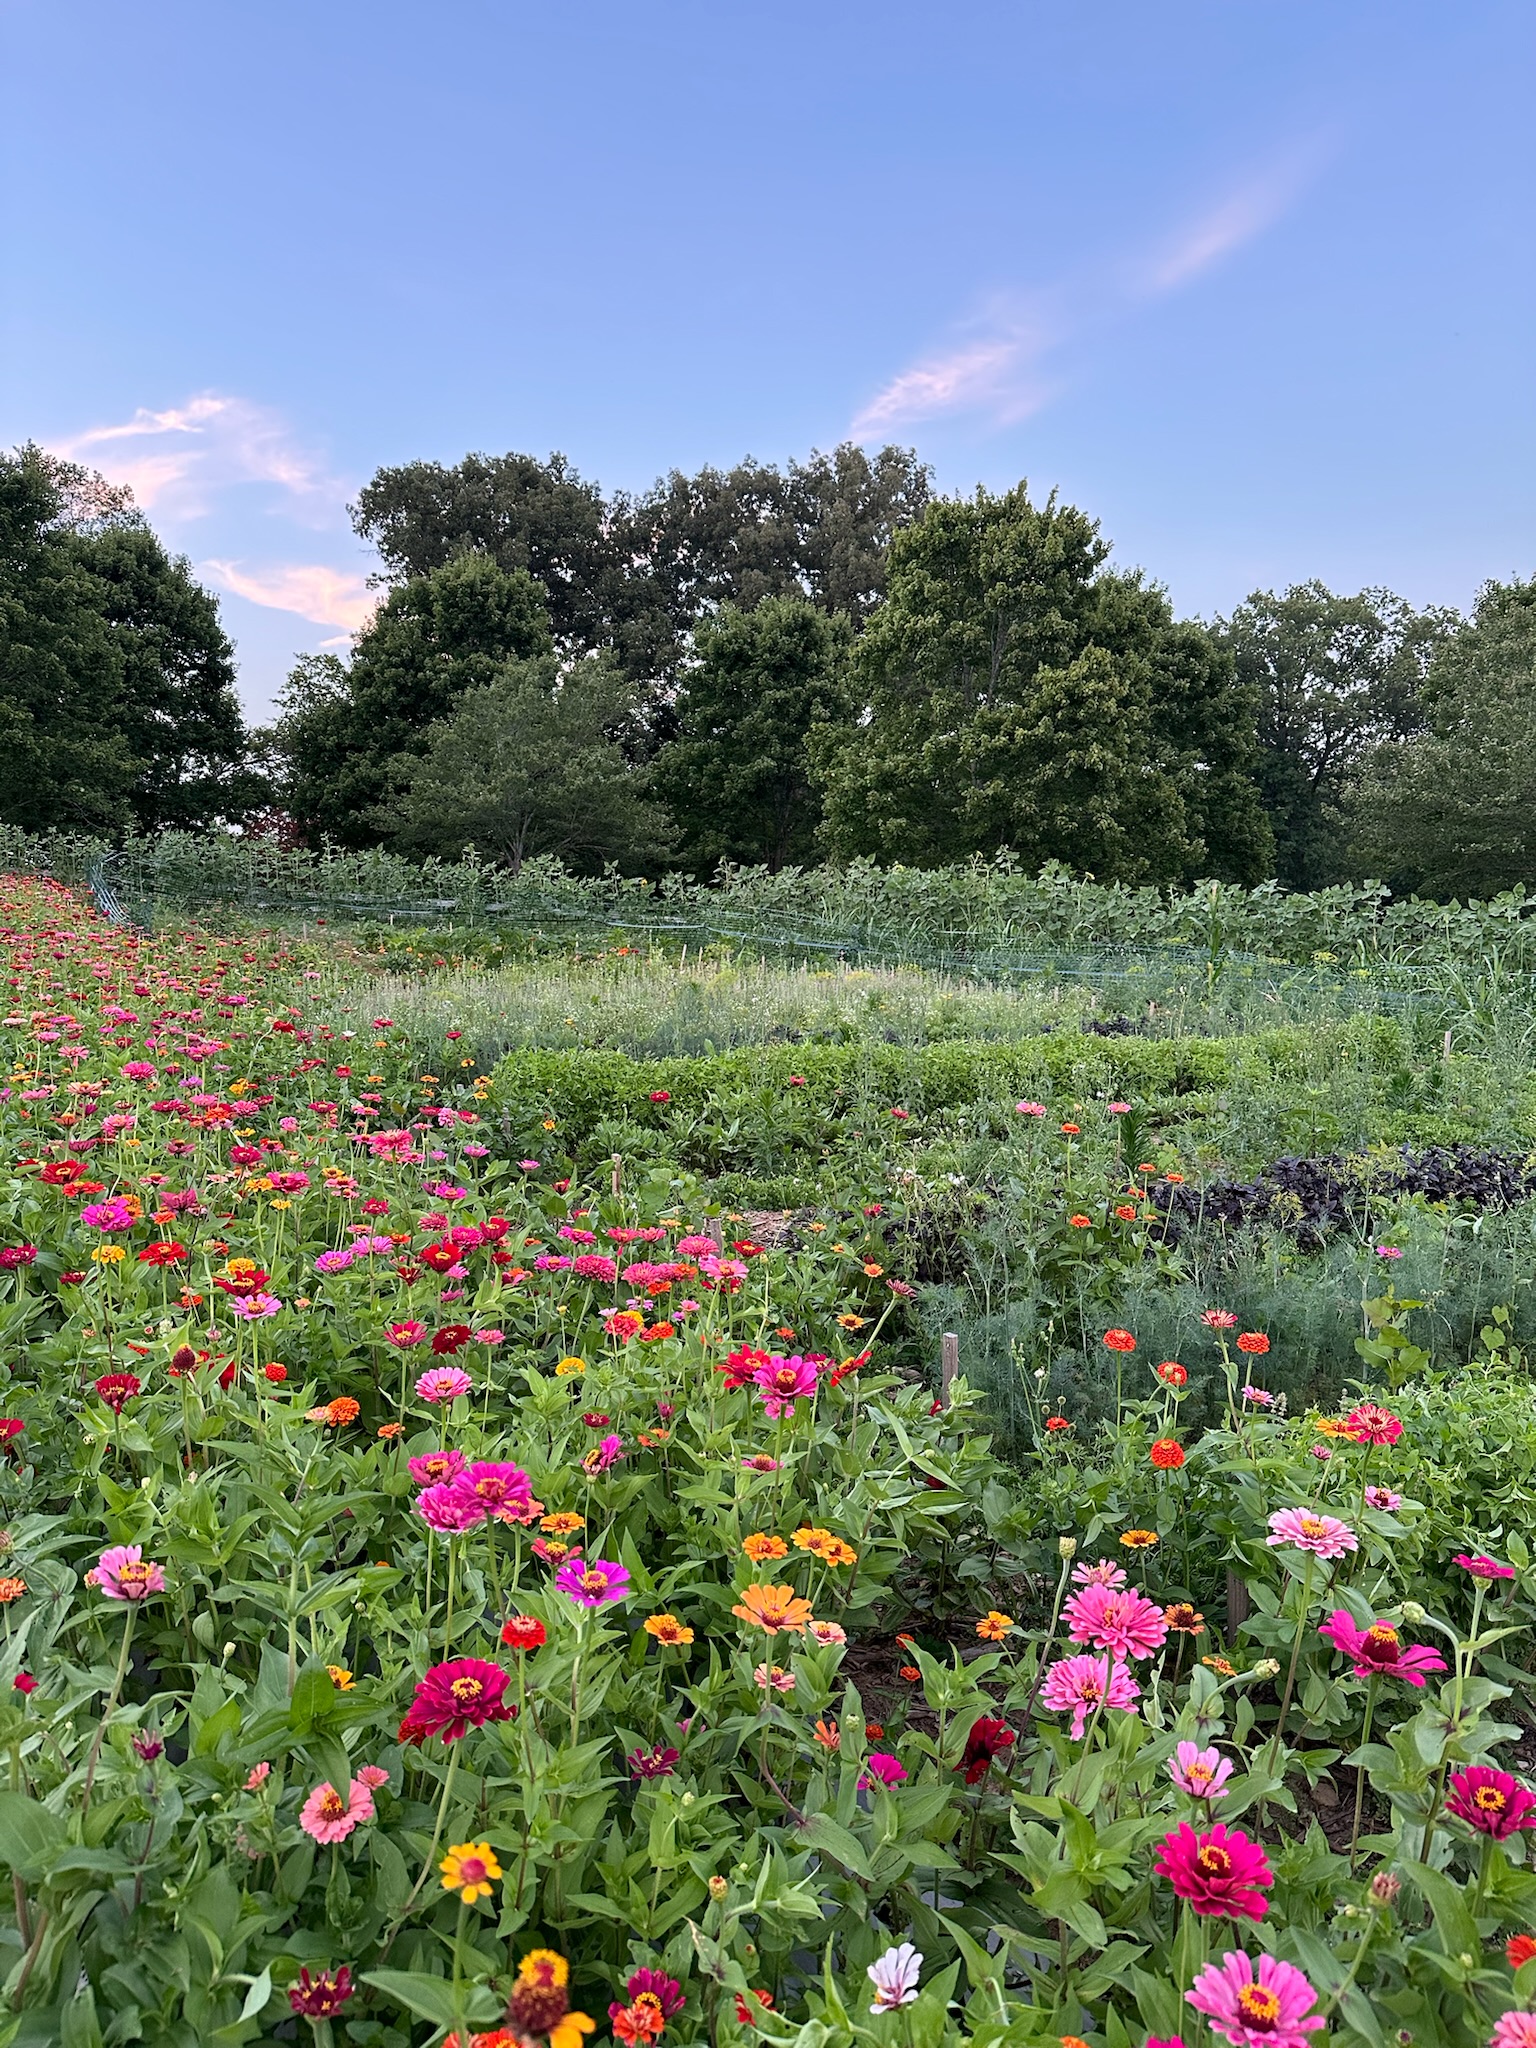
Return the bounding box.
[440,1839,502,1902]
[94,1372,141,1413]
[1064,1581,1169,1659]
[867,1944,922,2012]
[1200,1309,1237,1329]
[1039,1653,1140,1738]
[554,1557,631,1607]
[416,1480,488,1533]
[627,1744,680,1778]
[1235,1332,1269,1355]
[1186,1951,1323,2048]
[731,1583,813,1635]
[1265,1508,1357,1560]
[289,1967,355,2018]
[1492,2017,1536,2048]
[299,1777,376,1844]
[643,1613,694,1646]
[406,1658,513,1742]
[502,1615,548,1650]
[86,1544,165,1601]
[1318,1610,1446,1686]
[1155,1823,1273,1920]
[1102,1328,1137,1353]
[1364,1486,1403,1511]
[1445,1765,1536,1839]
[1341,1402,1402,1446]
[415,1365,472,1403]
[409,1449,467,1487]
[1150,1438,1186,1469]
[975,1610,1014,1641]
[955,1715,1017,1784]
[749,1353,820,1418]
[1168,1741,1233,1802]
[860,1752,906,1788]
[1455,1552,1516,1579]
[462,1460,533,1519]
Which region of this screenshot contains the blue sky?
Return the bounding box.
[3,0,1531,717]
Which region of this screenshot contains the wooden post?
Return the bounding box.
[611,1154,622,1201]
[940,1331,959,1407]
[1226,1569,1251,1638]
[706,1218,725,1251]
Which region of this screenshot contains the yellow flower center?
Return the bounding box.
[1236,1986,1281,2026]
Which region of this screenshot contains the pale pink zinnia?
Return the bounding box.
[1168,1741,1234,1803]
[1071,1559,1128,1589]
[415,1365,472,1404]
[1265,1507,1357,1560]
[86,1545,166,1601]
[299,1777,376,1844]
[1039,1652,1140,1738]
[1064,1581,1169,1659]
[1185,1950,1324,2048]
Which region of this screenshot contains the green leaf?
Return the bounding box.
[795,1810,872,1880]
[362,1969,502,2029]
[0,1790,65,1879]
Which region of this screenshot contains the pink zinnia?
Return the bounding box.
[1168,1742,1233,1803]
[572,1254,618,1284]
[1364,1486,1403,1511]
[406,1657,513,1742]
[407,1448,466,1487]
[1341,1402,1402,1446]
[1039,1653,1140,1738]
[555,1556,632,1608]
[1199,1309,1237,1330]
[386,1320,428,1348]
[1492,2016,1536,2048]
[462,1460,533,1519]
[750,1353,820,1419]
[1265,1507,1357,1560]
[86,1544,166,1601]
[1318,1610,1446,1687]
[1071,1558,1128,1589]
[1064,1581,1169,1659]
[299,1777,376,1844]
[356,1764,390,1789]
[415,1365,472,1404]
[415,1480,487,1532]
[1186,1951,1323,2048]
[860,1752,907,1789]
[1445,1765,1536,1840]
[1455,1552,1516,1580]
[1156,1822,1273,1921]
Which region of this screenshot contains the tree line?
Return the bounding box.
[4,439,1532,899]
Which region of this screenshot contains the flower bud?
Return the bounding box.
[708,1876,728,1901]
[1370,1872,1401,1907]
[1400,1599,1427,1623]
[1252,1657,1281,1679]
[1058,1537,1078,1558]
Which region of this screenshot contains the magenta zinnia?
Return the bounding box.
[555,1556,632,1608]
[749,1353,821,1419]
[1186,1951,1323,2048]
[1155,1822,1273,1920]
[1445,1764,1536,1840]
[406,1658,513,1742]
[1318,1609,1446,1687]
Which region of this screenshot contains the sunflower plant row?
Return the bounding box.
[0,879,1530,2048]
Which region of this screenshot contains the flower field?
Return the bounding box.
[1,879,1535,2048]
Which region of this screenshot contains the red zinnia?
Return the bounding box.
[1102,1329,1137,1353]
[1507,1934,1536,1968]
[1157,1361,1188,1386]
[957,1715,1017,1785]
[1150,1438,1185,1470]
[405,1657,513,1742]
[1155,1821,1273,1920]
[1235,1332,1269,1355]
[94,1373,141,1414]
[500,1615,547,1651]
[431,1324,473,1355]
[1341,1402,1402,1446]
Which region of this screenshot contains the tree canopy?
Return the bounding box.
[814,485,1272,884]
[0,447,247,832]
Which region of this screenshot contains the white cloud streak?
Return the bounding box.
[850,145,1328,437]
[202,560,379,632]
[53,392,348,524]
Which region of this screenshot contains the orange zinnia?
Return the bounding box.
[743,1532,788,1562]
[975,1610,1014,1641]
[731,1583,814,1635]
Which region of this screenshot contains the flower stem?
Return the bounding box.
[82,1603,138,1814]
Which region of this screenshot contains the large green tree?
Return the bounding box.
[652,596,853,873]
[814,484,1271,884]
[0,448,247,833]
[1349,576,1536,897]
[350,442,929,749]
[1217,582,1453,889]
[276,552,552,844]
[385,656,672,875]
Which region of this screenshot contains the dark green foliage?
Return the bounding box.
[1218,580,1453,889]
[276,553,552,844]
[386,655,673,874]
[0,447,247,832]
[814,484,1271,883]
[1349,577,1536,898]
[652,596,854,873]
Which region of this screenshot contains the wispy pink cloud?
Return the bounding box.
[202,560,379,632]
[53,392,346,523]
[850,144,1329,437]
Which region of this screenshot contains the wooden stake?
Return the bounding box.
[940,1331,959,1407]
